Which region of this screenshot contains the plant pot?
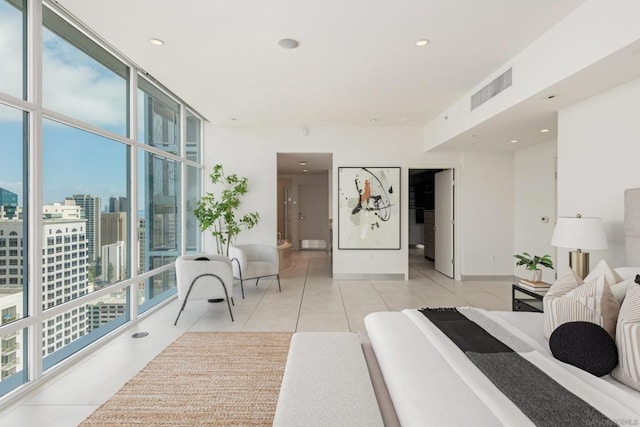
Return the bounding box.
[531,269,542,282]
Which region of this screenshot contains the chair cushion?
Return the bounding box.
[246,261,278,279]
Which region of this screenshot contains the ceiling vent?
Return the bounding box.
[470,68,512,110]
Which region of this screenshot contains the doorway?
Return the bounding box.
[276,153,333,252]
[408,168,455,278]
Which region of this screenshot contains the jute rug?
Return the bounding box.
[81,332,292,426]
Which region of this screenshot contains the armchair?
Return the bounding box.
[174,254,234,325]
[229,244,281,299]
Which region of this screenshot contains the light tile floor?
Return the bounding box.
[0,249,513,426]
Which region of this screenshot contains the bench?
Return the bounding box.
[273,332,384,427]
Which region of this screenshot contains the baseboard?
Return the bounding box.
[333,273,405,280]
[461,274,516,282]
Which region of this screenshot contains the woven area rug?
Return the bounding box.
[81,332,292,426]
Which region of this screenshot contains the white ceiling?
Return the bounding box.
[56,0,587,132]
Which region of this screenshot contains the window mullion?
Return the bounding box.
[27,0,44,383]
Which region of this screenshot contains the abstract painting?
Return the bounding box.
[338,167,400,249]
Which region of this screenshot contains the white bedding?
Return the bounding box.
[365,308,640,427]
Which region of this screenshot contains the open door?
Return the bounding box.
[435,169,454,278]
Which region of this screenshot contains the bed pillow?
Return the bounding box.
[549,321,618,377]
[543,271,620,339]
[585,259,623,285]
[611,279,634,304]
[611,283,640,391]
[614,267,640,281]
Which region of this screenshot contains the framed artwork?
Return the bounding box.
[338,167,401,250]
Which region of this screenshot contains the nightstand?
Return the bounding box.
[512,283,547,312]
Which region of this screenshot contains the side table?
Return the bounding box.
[512,283,548,312]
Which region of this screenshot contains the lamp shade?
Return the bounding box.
[551,216,608,250]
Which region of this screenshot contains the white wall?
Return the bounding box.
[205,126,467,279]
[424,0,640,150]
[513,139,557,283]
[460,151,515,277]
[204,125,534,280]
[557,77,640,272]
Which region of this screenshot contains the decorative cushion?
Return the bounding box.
[543,271,620,339]
[611,283,640,391]
[549,321,618,377]
[585,259,623,286]
[611,279,634,304]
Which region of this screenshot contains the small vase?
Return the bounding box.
[531,269,542,282]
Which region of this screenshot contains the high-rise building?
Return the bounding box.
[68,195,101,262]
[108,197,119,213]
[0,188,18,220]
[138,217,145,274]
[0,210,91,360]
[101,212,127,246]
[100,241,125,284]
[88,291,126,332]
[118,196,128,213]
[108,196,128,213]
[0,292,23,380]
[43,200,82,220]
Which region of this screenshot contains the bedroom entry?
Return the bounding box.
[409,168,455,278]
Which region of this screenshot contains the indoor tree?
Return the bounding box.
[193,164,260,256]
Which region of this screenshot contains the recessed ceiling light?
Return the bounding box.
[149,38,165,46]
[302,169,309,173]
[370,118,378,123]
[278,38,299,49]
[540,128,550,133]
[416,39,430,47]
[299,161,307,166]
[400,117,410,122]
[510,139,519,144]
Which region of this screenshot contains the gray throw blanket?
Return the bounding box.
[419,307,616,427]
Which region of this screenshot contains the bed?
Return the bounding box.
[364,189,640,426]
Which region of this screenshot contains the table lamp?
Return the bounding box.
[550,214,608,279]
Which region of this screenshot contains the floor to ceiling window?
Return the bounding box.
[0,0,204,398]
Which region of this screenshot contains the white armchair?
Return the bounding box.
[229,244,281,298]
[174,254,234,325]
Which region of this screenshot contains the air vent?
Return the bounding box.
[470,68,512,110]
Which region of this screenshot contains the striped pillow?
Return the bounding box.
[543,271,620,339]
[611,283,640,391]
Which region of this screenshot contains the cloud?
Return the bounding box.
[42,28,127,132]
[0,6,127,133]
[0,6,25,113]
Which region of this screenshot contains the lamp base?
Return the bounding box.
[569,251,589,279]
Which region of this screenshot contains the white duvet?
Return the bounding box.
[365,308,640,427]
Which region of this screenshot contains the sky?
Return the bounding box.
[0,1,170,210]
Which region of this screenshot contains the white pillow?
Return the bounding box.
[611,283,640,391]
[611,279,634,304]
[614,267,640,281]
[543,271,620,339]
[585,259,623,285]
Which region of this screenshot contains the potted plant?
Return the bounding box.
[193,164,260,256]
[514,252,554,282]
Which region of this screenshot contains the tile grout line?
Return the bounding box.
[294,254,312,332]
